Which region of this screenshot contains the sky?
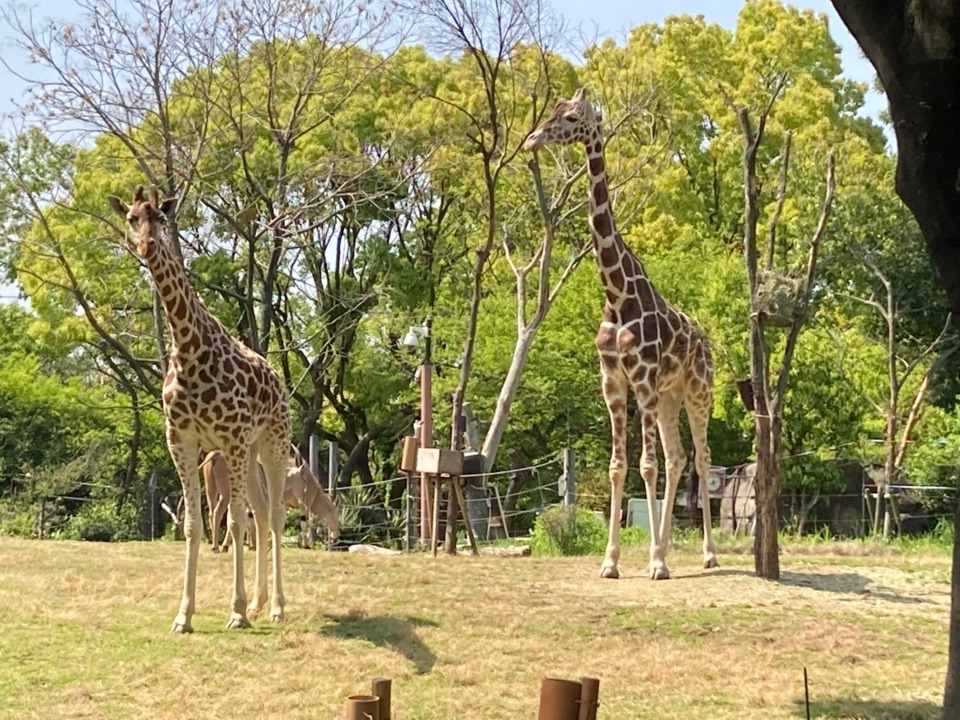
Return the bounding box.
[0,0,885,303]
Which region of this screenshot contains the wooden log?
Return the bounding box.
[371,677,392,720]
[346,694,380,720]
[538,677,581,720]
[577,677,600,720]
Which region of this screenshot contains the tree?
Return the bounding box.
[828,2,960,713]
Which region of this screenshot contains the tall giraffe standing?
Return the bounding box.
[524,88,718,580]
[108,185,292,631]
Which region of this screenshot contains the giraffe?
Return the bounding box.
[523,88,718,580]
[108,184,292,631]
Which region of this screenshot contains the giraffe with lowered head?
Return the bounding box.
[523,88,718,580]
[108,185,292,631]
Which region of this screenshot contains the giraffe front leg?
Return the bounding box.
[599,359,629,580]
[167,429,200,633]
[638,402,669,580]
[656,394,685,566]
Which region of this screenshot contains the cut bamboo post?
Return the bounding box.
[371,677,392,720]
[346,694,380,720]
[538,677,581,720]
[577,676,600,720]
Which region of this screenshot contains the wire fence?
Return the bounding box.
[20,444,960,547]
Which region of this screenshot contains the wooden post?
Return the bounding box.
[562,448,576,506]
[538,677,581,720]
[328,440,339,498]
[577,677,600,720]
[346,695,380,720]
[453,479,479,555]
[371,677,392,720]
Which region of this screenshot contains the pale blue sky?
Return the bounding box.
[0,0,882,121]
[0,0,882,303]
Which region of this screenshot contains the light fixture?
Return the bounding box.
[402,325,429,349]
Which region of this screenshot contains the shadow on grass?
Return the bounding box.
[320,611,438,674]
[793,696,939,719]
[780,571,927,604]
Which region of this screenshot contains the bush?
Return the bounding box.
[530,504,607,556]
[60,500,141,542]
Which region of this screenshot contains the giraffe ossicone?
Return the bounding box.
[108,183,293,631]
[525,88,719,580]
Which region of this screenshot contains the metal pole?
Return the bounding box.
[404,472,415,553]
[328,441,339,498]
[420,361,433,545]
[148,470,157,541]
[562,448,576,506]
[309,434,320,481]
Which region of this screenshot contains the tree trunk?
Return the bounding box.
[753,413,781,580]
[480,328,538,474]
[828,4,960,712]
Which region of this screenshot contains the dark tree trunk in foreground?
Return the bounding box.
[830,2,960,714]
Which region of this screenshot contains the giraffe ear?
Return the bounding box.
[159,197,180,216]
[107,195,129,216]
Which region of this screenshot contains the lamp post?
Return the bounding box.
[402,321,432,546]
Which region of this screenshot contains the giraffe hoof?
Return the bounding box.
[226,615,252,630]
[170,620,193,634]
[650,565,671,581]
[270,611,285,623]
[703,556,719,569]
[600,565,620,580]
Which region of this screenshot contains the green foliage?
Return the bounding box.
[59,501,141,543]
[0,0,955,541]
[530,504,607,556]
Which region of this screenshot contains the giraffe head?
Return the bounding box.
[107,184,179,258]
[523,87,602,152]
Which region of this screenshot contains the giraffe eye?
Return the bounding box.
[565,113,580,121]
[127,215,139,228]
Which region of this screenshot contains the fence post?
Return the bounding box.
[37,497,45,540]
[328,440,339,498]
[148,470,157,541]
[371,677,392,720]
[538,677,581,720]
[561,448,576,506]
[405,472,416,553]
[346,695,380,720]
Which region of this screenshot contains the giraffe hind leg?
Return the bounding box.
[687,387,719,569]
[223,449,252,630]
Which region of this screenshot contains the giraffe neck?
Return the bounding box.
[583,133,649,304]
[144,238,213,355]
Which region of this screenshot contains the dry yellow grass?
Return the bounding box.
[0,537,947,719]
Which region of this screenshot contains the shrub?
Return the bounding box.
[60,500,141,542]
[530,504,607,556]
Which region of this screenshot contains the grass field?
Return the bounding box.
[0,535,949,719]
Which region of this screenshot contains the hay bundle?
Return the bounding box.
[755,270,804,327]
